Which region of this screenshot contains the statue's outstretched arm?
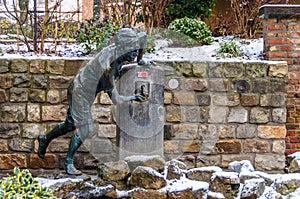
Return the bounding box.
[109,69,145,104]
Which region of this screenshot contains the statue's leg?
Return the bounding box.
[38,109,75,159]
[64,124,92,175]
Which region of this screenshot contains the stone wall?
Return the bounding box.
[259,5,300,156]
[0,58,288,172]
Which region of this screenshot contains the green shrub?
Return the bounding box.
[167,17,213,46]
[218,39,244,58]
[165,0,216,25]
[75,15,128,53]
[0,167,57,199]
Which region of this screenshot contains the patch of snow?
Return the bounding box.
[124,155,161,162]
[211,171,240,182]
[161,178,209,193]
[274,173,300,184]
[207,191,225,199]
[35,177,83,188]
[0,35,264,62]
[258,186,282,199]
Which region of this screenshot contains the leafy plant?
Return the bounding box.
[167,17,213,46]
[0,167,56,199]
[164,0,216,25]
[218,39,244,58]
[75,15,128,53]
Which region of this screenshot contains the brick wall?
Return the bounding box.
[0,58,288,172]
[259,5,300,155]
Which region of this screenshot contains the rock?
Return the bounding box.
[240,178,265,198]
[166,159,187,170]
[124,155,165,172]
[168,189,195,199]
[186,166,222,182]
[274,173,300,195]
[126,188,167,199]
[129,166,166,190]
[287,152,300,173]
[228,160,255,173]
[209,171,240,198]
[98,160,130,181]
[166,164,184,180]
[239,172,261,183]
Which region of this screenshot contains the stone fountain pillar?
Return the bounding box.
[116,64,164,160]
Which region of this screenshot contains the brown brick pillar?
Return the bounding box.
[259,5,300,155]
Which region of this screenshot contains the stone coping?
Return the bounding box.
[259,4,300,18]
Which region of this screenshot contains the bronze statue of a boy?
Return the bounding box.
[37,28,147,175]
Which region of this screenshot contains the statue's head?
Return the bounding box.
[114,28,146,62]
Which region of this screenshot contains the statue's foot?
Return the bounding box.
[64,163,82,175]
[37,135,47,159]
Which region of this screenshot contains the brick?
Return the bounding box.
[244,140,270,153]
[0,74,13,89]
[272,108,286,123]
[9,88,28,102]
[11,59,29,72]
[268,62,288,77]
[42,105,67,121]
[65,59,87,75]
[164,140,180,154]
[221,155,253,168]
[253,79,272,93]
[227,107,248,123]
[13,74,30,87]
[0,139,8,152]
[268,52,287,58]
[164,92,172,104]
[32,75,47,89]
[23,123,47,138]
[175,62,193,77]
[49,139,70,152]
[173,91,195,105]
[209,78,229,92]
[166,106,181,122]
[29,89,46,102]
[195,94,211,106]
[291,32,300,37]
[29,154,57,169]
[266,38,284,45]
[47,59,65,74]
[97,124,116,138]
[49,76,73,89]
[237,124,256,139]
[1,104,26,122]
[192,62,207,77]
[182,106,205,123]
[0,123,20,138]
[0,89,7,102]
[215,140,242,154]
[182,141,201,153]
[223,62,245,78]
[212,93,240,107]
[272,140,286,154]
[288,52,300,58]
[258,125,286,139]
[255,154,285,171]
[173,124,199,140]
[92,105,112,123]
[241,94,259,106]
[9,139,32,152]
[0,154,27,169]
[30,59,46,73]
[250,107,270,123]
[219,125,235,139]
[185,79,208,91]
[287,38,300,44]
[267,24,284,31]
[209,107,228,123]
[0,59,10,73]
[47,89,60,104]
[99,92,113,105]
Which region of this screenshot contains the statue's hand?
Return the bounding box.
[138,59,150,65]
[132,94,147,102]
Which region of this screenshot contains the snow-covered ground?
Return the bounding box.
[0,35,264,62]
